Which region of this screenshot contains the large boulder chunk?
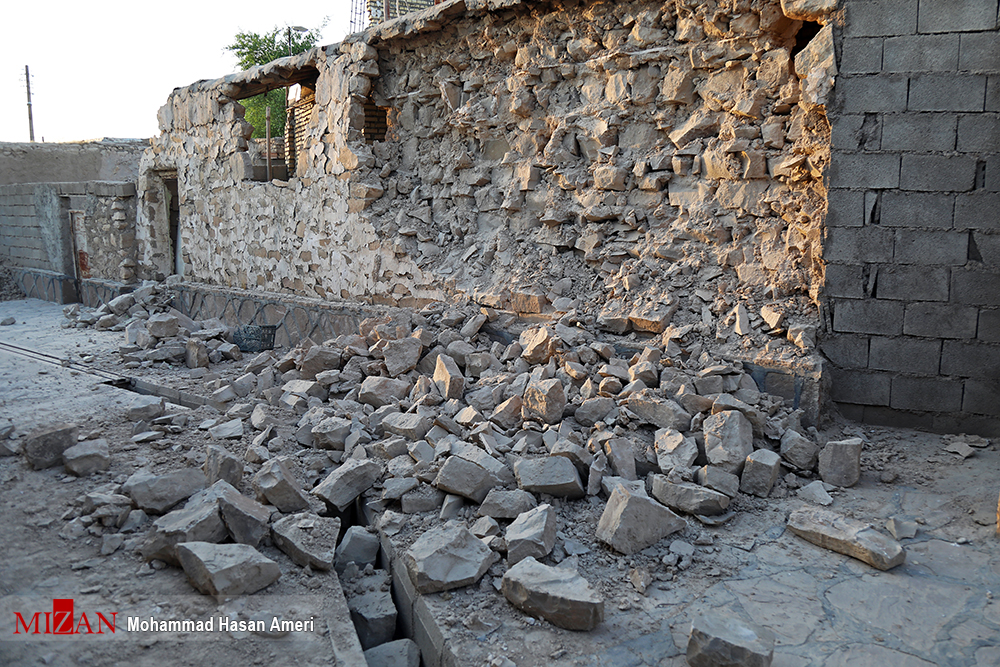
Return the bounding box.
[780,430,819,470]
[311,417,353,450]
[271,513,341,570]
[139,500,228,565]
[522,379,566,425]
[596,485,686,554]
[502,557,604,631]
[703,410,753,476]
[655,428,699,473]
[24,422,79,470]
[434,456,497,504]
[127,396,166,421]
[312,459,381,512]
[299,345,341,379]
[687,612,775,667]
[506,504,557,565]
[359,376,411,408]
[624,390,691,431]
[519,327,556,364]
[574,397,615,427]
[403,525,497,594]
[381,413,432,441]
[433,354,465,400]
[787,507,906,570]
[650,476,731,516]
[740,449,782,497]
[383,337,423,377]
[514,457,585,499]
[176,542,280,600]
[123,469,207,514]
[252,459,311,512]
[204,445,243,488]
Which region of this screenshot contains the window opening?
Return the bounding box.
[285,83,316,178]
[363,97,389,143]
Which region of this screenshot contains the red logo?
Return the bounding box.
[13,599,116,635]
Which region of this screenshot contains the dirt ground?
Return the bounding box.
[0,298,998,667]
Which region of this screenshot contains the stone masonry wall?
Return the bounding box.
[823,0,1000,435]
[140,0,837,398]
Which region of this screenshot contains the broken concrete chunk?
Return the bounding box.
[62,439,110,476]
[364,638,420,667]
[434,456,496,504]
[787,507,906,570]
[204,444,243,488]
[24,422,79,470]
[515,457,585,499]
[312,458,381,512]
[687,612,775,667]
[348,589,397,651]
[740,449,781,497]
[596,486,686,555]
[502,557,604,631]
[818,437,862,487]
[271,512,341,570]
[176,541,280,600]
[650,475,731,516]
[655,428,699,473]
[252,459,311,512]
[478,488,538,520]
[506,503,557,565]
[403,524,497,594]
[703,410,753,476]
[334,525,380,572]
[124,469,207,514]
[780,429,819,470]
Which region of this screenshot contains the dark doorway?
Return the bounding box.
[163,177,181,276]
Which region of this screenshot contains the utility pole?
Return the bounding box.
[25,65,35,142]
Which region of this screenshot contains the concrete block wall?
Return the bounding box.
[824,0,1000,435]
[0,184,56,272]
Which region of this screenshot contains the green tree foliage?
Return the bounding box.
[225,24,325,138]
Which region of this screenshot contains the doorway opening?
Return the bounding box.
[163,176,182,276]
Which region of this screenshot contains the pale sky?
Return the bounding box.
[0,1,355,143]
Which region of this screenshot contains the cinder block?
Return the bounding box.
[941,340,1000,377]
[900,154,978,192]
[960,32,1000,72]
[932,411,1000,437]
[986,156,1000,192]
[864,406,936,430]
[894,229,969,265]
[832,298,905,335]
[820,334,870,369]
[891,376,963,412]
[904,302,980,338]
[979,309,1000,342]
[836,403,866,421]
[841,38,884,74]
[869,336,942,374]
[877,265,951,301]
[845,0,918,37]
[834,75,909,113]
[831,114,881,151]
[825,226,895,263]
[956,114,1000,153]
[880,113,957,152]
[880,191,955,228]
[917,0,1000,33]
[951,267,1000,305]
[963,378,1000,416]
[883,34,959,72]
[972,233,1000,265]
[829,368,892,405]
[988,76,1000,111]
[908,74,987,112]
[954,193,1000,230]
[826,189,866,227]
[824,263,866,298]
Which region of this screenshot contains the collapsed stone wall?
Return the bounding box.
[140,0,836,394]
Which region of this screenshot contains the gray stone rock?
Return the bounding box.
[550,439,593,476]
[502,557,604,631]
[299,345,341,379]
[312,459,381,511]
[400,484,445,513]
[403,525,497,594]
[603,437,637,480]
[218,490,270,547]
[574,396,615,427]
[209,418,244,440]
[381,412,432,440]
[334,525,380,573]
[359,376,411,408]
[434,456,496,503]
[478,488,538,520]
[123,469,207,514]
[787,506,906,570]
[433,354,465,400]
[271,512,341,570]
[515,457,585,499]
[624,390,691,431]
[655,428,699,473]
[185,338,209,369]
[522,379,566,425]
[348,589,397,651]
[506,503,557,565]
[62,438,110,476]
[364,639,420,667]
[818,437,862,487]
[176,541,280,599]
[703,410,753,476]
[24,422,79,470]
[596,485,686,554]
[740,448,782,497]
[312,416,353,450]
[140,501,227,565]
[489,395,523,430]
[797,480,834,505]
[780,429,819,470]
[204,444,243,488]
[687,612,775,667]
[650,475,731,516]
[695,466,741,498]
[252,458,311,512]
[128,396,166,421]
[146,313,179,338]
[383,338,423,377]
